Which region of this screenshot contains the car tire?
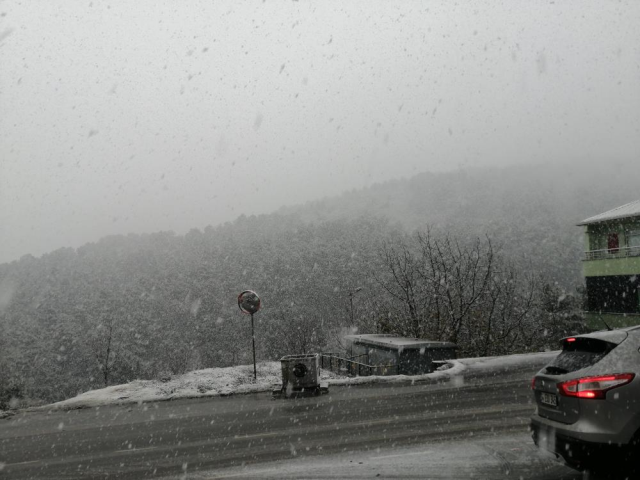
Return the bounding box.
[565,448,637,479]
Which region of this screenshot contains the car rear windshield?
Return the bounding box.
[544,338,617,375]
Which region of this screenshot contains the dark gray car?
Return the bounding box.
[531,327,640,474]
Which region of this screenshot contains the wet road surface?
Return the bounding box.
[0,358,585,479]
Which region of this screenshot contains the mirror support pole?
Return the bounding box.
[251,313,257,381]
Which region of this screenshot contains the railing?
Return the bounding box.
[320,354,399,377]
[584,311,640,317]
[347,353,369,361]
[583,245,640,261]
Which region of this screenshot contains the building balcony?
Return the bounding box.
[583,245,640,261]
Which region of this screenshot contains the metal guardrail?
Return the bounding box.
[348,353,369,361]
[320,354,399,377]
[584,311,640,317]
[583,245,640,261]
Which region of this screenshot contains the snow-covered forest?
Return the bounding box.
[0,162,636,406]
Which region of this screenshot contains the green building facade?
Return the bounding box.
[579,200,640,329]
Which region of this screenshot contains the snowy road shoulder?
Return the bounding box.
[458,350,560,372]
[0,410,15,419]
[42,350,558,410]
[44,362,342,410]
[45,361,465,410]
[163,433,579,480]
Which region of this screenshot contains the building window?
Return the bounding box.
[628,230,640,250]
[608,233,619,253]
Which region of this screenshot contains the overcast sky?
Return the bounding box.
[1,0,639,263]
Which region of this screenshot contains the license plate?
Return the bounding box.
[540,392,558,407]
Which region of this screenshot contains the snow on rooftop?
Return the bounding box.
[578,199,640,226]
[344,334,456,349]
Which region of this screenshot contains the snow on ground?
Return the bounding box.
[45,350,558,410]
[325,359,465,387]
[46,362,343,410]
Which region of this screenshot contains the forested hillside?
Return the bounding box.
[0,217,390,403]
[280,160,639,286]
[0,161,635,405]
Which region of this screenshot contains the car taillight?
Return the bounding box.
[531,376,536,390]
[557,373,635,399]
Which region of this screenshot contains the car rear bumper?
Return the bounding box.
[531,416,634,465]
[531,404,639,442]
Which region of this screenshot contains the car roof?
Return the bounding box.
[568,327,636,345]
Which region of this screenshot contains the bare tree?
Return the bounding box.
[89,315,120,386]
[415,231,494,345]
[376,229,540,357]
[375,239,428,338]
[262,309,326,358]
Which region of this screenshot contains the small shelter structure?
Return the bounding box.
[344,334,456,375]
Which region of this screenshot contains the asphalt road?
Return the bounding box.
[0,359,582,480]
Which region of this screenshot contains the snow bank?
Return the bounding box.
[45,350,558,410]
[458,350,559,371]
[321,350,558,387]
[0,410,15,420]
[326,360,466,387]
[47,362,343,410]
